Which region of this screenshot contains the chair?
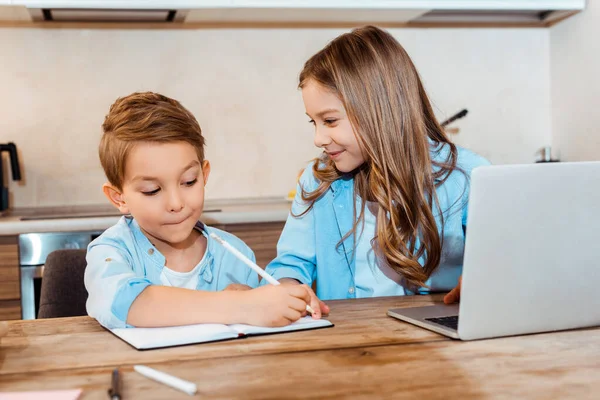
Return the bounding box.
[38,249,88,318]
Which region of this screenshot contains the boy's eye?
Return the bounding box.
[184,179,198,187]
[141,188,160,196]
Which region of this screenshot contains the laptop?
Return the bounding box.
[388,161,600,340]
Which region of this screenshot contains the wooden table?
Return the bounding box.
[1,295,599,399]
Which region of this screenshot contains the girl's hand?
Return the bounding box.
[443,276,462,304]
[224,283,252,291]
[279,278,330,319]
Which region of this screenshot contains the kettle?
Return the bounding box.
[0,142,22,212]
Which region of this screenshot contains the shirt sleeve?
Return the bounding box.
[264,165,318,286]
[84,242,151,329]
[243,245,260,288]
[461,150,492,232]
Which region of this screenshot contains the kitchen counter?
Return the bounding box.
[0,197,292,235]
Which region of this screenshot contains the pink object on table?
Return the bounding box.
[0,390,82,400]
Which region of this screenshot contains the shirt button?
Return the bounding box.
[348,287,355,294]
[147,248,154,255]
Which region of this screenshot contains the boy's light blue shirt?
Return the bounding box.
[264,142,491,300]
[84,216,258,329]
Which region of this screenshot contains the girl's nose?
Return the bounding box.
[314,127,332,148]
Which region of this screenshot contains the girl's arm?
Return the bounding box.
[265,166,319,286]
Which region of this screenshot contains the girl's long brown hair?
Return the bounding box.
[298,26,459,289]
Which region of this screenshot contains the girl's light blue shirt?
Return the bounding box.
[84,216,258,329]
[264,142,490,300]
[353,198,406,298]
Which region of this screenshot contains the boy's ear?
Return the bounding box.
[201,160,211,186]
[102,183,130,214]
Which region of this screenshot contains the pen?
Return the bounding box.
[209,232,316,314]
[108,368,121,400]
[134,365,197,396]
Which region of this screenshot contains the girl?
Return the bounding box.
[266,26,489,306]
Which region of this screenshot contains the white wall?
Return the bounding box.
[551,3,600,161]
[0,27,551,208]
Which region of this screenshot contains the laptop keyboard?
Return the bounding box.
[425,315,459,330]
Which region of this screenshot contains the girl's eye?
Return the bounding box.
[308,119,315,125]
[184,179,198,187]
[324,119,338,125]
[141,188,160,196]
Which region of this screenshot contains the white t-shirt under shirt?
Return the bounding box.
[159,251,207,289]
[354,199,406,298]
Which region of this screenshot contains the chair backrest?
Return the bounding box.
[38,249,88,319]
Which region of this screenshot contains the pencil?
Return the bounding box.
[209,232,316,315]
[134,365,197,396]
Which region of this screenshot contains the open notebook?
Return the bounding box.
[110,316,333,350]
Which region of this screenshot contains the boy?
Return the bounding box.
[85,92,314,329]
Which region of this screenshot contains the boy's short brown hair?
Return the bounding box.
[99,92,205,190]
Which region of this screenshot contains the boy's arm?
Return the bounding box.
[128,244,259,327]
[222,224,328,317]
[85,242,315,328]
[84,244,247,327]
[84,243,151,329]
[126,286,249,327]
[122,281,318,327]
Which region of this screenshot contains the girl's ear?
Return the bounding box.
[102,183,130,215]
[201,160,211,186]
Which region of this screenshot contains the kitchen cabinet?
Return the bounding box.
[0,235,21,320]
[0,0,585,27]
[184,1,586,26]
[0,5,30,21]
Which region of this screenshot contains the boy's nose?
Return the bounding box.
[167,191,185,213]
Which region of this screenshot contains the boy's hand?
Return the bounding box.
[443,276,462,304]
[241,284,312,327]
[224,283,252,291]
[279,278,330,319]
